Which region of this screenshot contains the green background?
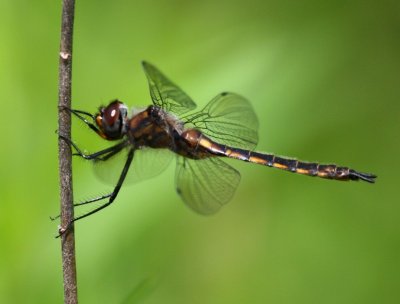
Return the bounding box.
[1,0,399,303]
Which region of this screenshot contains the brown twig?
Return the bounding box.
[58,0,78,303]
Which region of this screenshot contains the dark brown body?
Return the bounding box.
[127,106,214,159]
[127,106,374,183]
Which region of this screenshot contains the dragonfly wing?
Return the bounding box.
[94,146,173,185]
[175,156,241,215]
[182,92,259,150]
[142,61,197,115]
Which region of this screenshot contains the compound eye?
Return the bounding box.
[103,102,121,127]
[96,100,127,140]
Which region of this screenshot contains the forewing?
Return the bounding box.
[183,92,259,150]
[94,147,173,185]
[175,156,241,215]
[142,61,197,115]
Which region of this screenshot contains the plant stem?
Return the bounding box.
[58,0,78,303]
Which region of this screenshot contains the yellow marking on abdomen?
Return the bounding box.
[317,171,329,178]
[296,168,309,175]
[199,137,226,155]
[273,163,288,170]
[249,155,266,164]
[199,137,213,148]
[229,150,246,160]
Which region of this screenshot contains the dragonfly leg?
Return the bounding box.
[58,132,128,161]
[52,136,128,223]
[56,148,134,238]
[60,106,103,137]
[50,193,113,221]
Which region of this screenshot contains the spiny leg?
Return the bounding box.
[50,192,115,222]
[56,148,135,238]
[58,132,128,161]
[51,135,128,222]
[60,106,103,137]
[52,135,129,219]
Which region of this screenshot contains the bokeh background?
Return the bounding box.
[1,0,399,303]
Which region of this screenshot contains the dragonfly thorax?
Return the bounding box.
[126,105,182,150]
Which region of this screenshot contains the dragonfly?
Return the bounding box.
[58,61,376,233]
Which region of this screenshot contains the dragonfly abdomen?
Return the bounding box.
[186,129,376,183]
[223,148,376,183]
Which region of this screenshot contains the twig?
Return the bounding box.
[58,0,78,303]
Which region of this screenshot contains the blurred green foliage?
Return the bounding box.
[1,0,399,303]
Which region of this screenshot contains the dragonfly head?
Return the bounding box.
[95,100,128,140]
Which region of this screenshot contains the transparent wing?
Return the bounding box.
[182,92,259,150]
[175,156,241,215]
[142,61,197,115]
[93,146,173,185]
